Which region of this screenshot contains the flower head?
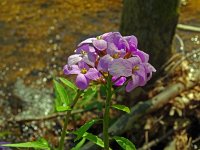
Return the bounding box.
[63,32,156,91]
[64,61,100,90]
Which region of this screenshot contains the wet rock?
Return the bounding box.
[8,95,23,115]
[13,79,54,120]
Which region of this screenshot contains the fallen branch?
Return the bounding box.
[177,24,200,32]
[192,136,200,144]
[175,34,185,51]
[8,107,97,123]
[80,71,200,150]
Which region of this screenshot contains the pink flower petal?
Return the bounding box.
[85,68,100,80]
[109,58,132,78]
[97,54,113,72]
[82,55,95,67]
[68,54,82,66]
[63,65,80,75]
[127,56,141,66]
[134,50,149,63]
[125,75,140,92]
[93,39,107,51]
[78,61,89,70]
[76,44,89,53]
[78,38,96,47]
[124,35,138,52]
[144,63,156,80]
[112,76,126,86]
[89,46,96,53]
[76,74,89,90]
[135,65,146,86]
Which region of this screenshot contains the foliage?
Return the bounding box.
[53,79,71,111]
[1,138,50,150]
[113,136,136,150]
[112,104,131,114]
[73,119,100,141]
[71,138,86,150]
[82,132,105,148]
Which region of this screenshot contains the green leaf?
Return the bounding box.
[71,138,86,150]
[59,77,77,91]
[82,132,104,148]
[56,105,71,112]
[65,85,76,103]
[1,138,50,150]
[112,104,130,114]
[113,136,136,150]
[85,101,103,111]
[73,119,100,141]
[78,86,97,107]
[82,87,97,102]
[54,79,70,107]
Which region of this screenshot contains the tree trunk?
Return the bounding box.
[120,0,180,69]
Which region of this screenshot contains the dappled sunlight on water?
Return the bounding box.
[176,0,200,52]
[0,0,121,96]
[180,0,200,25]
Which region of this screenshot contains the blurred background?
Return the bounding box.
[0,0,199,149]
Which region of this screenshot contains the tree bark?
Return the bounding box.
[120,0,180,69]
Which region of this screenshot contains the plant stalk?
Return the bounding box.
[103,76,112,150]
[58,90,82,150]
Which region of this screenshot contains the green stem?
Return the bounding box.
[103,76,112,150]
[112,79,130,95]
[58,90,82,150]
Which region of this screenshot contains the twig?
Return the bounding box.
[175,34,185,52]
[160,34,184,72]
[138,122,190,150]
[138,129,174,150]
[192,136,200,144]
[7,107,97,123]
[159,48,200,81]
[177,24,200,32]
[160,53,181,72]
[144,131,150,150]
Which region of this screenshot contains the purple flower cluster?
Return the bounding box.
[63,32,156,92]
